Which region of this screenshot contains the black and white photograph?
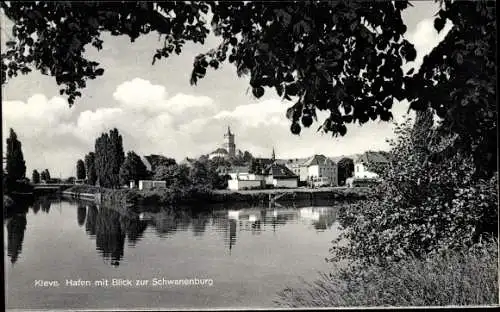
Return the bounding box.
[2,0,498,310]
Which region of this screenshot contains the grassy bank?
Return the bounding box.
[64,185,102,194]
[65,185,371,209]
[276,241,498,307]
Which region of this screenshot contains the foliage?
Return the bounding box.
[330,116,498,266]
[406,0,496,180]
[5,128,26,181]
[40,169,50,181]
[65,176,75,184]
[231,150,253,166]
[153,163,191,190]
[94,128,125,188]
[76,159,85,180]
[337,157,354,186]
[84,152,97,185]
[119,151,148,185]
[144,154,176,173]
[276,239,498,307]
[1,1,415,135]
[31,169,40,184]
[1,2,496,179]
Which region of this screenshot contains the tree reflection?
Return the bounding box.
[149,208,192,236]
[85,204,98,236]
[119,215,148,247]
[191,212,209,236]
[77,204,87,226]
[95,208,125,267]
[6,214,27,264]
[32,201,41,214]
[40,197,51,213]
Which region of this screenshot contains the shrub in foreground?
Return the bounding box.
[276,240,498,307]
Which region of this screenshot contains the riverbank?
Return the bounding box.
[63,185,373,210]
[61,185,100,201]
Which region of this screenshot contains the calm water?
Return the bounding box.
[5,196,342,310]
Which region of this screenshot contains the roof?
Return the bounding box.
[355,151,390,164]
[264,163,298,178]
[211,148,228,154]
[254,158,275,167]
[302,154,335,167]
[140,156,152,171]
[228,166,249,173]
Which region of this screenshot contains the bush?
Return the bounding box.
[330,117,498,265]
[276,240,498,307]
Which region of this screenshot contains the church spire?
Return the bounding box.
[272,147,276,161]
[227,125,232,135]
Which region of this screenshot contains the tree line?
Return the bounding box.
[77,128,229,191]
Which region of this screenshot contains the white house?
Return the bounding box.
[227,166,265,190]
[353,151,389,179]
[301,154,338,186]
[138,180,167,190]
[263,163,298,188]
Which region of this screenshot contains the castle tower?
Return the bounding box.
[224,126,236,158]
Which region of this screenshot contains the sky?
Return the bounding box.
[1,2,452,178]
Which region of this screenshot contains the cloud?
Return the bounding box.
[2,79,222,176]
[404,18,453,71]
[3,13,454,178]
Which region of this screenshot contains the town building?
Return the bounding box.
[263,163,298,188]
[209,126,236,160]
[300,154,338,186]
[353,151,390,179]
[227,165,265,190]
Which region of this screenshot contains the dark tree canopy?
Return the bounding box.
[1,1,496,178]
[337,157,354,186]
[84,152,97,185]
[144,154,176,173]
[6,128,26,180]
[406,0,497,179]
[31,169,40,184]
[40,169,51,181]
[153,163,191,189]
[76,159,86,180]
[119,151,148,185]
[1,1,415,136]
[94,128,125,188]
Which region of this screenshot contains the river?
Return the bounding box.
[4,196,343,310]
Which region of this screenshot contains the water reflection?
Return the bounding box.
[6,214,27,264]
[95,208,126,267]
[4,198,338,266]
[5,196,34,264]
[77,204,87,226]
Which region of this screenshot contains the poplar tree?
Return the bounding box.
[6,128,26,180]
